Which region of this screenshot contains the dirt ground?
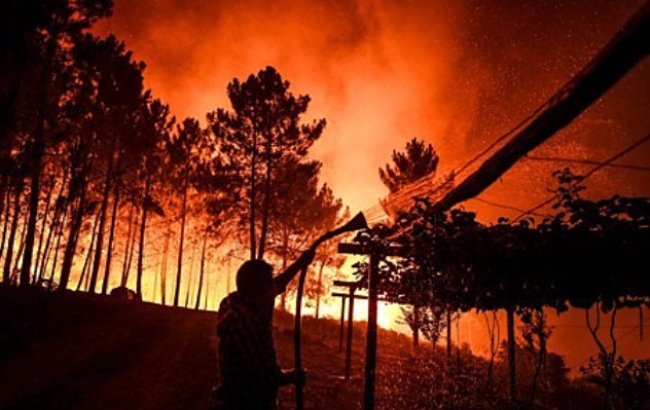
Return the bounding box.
[0,287,218,410]
[0,286,421,410]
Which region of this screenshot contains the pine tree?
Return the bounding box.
[379,138,439,193]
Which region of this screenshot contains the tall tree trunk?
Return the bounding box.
[47,206,68,283]
[586,304,619,410]
[159,223,171,305]
[12,210,30,279]
[0,178,5,230]
[484,311,500,386]
[257,137,273,259]
[33,175,55,284]
[37,171,68,282]
[184,242,197,308]
[20,47,50,288]
[77,215,99,293]
[20,138,43,288]
[280,227,288,310]
[530,310,547,407]
[151,258,158,302]
[136,178,151,296]
[75,244,90,291]
[59,186,87,291]
[101,185,120,295]
[3,184,22,283]
[203,265,210,310]
[173,182,188,307]
[121,201,136,287]
[89,157,113,293]
[85,204,104,292]
[11,208,29,275]
[76,213,100,291]
[19,32,61,287]
[195,230,208,310]
[0,189,12,272]
[0,188,11,270]
[249,132,257,260]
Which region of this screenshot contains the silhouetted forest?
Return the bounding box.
[0,1,348,309]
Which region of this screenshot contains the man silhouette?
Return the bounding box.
[212,250,315,410]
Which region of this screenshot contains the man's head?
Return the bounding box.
[236,259,274,298]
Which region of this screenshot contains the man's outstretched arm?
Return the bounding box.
[273,248,316,295]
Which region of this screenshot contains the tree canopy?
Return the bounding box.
[208,66,328,260]
[379,137,440,194]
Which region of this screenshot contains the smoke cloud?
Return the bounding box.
[94,0,650,222]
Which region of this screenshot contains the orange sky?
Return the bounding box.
[94,0,650,224]
[90,0,650,370]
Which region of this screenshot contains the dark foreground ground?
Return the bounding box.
[0,286,384,410]
[5,286,629,410]
[0,286,218,410]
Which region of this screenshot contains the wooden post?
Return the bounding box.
[339,296,347,353]
[332,280,362,379]
[363,252,379,410]
[331,292,390,360]
[337,243,402,410]
[345,284,356,380]
[507,307,517,401]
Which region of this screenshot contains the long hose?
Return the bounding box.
[292,212,367,410]
[293,265,309,410]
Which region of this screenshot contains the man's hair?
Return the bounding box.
[236,259,273,296]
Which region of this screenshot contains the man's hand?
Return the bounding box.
[280,368,307,387]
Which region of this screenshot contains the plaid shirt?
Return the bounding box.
[212,263,302,409]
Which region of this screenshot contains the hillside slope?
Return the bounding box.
[0,286,416,410]
[0,287,217,410]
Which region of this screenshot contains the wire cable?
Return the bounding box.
[523,155,650,172]
[513,131,650,222]
[472,197,552,219]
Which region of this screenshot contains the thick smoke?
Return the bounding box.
[94,0,650,221]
